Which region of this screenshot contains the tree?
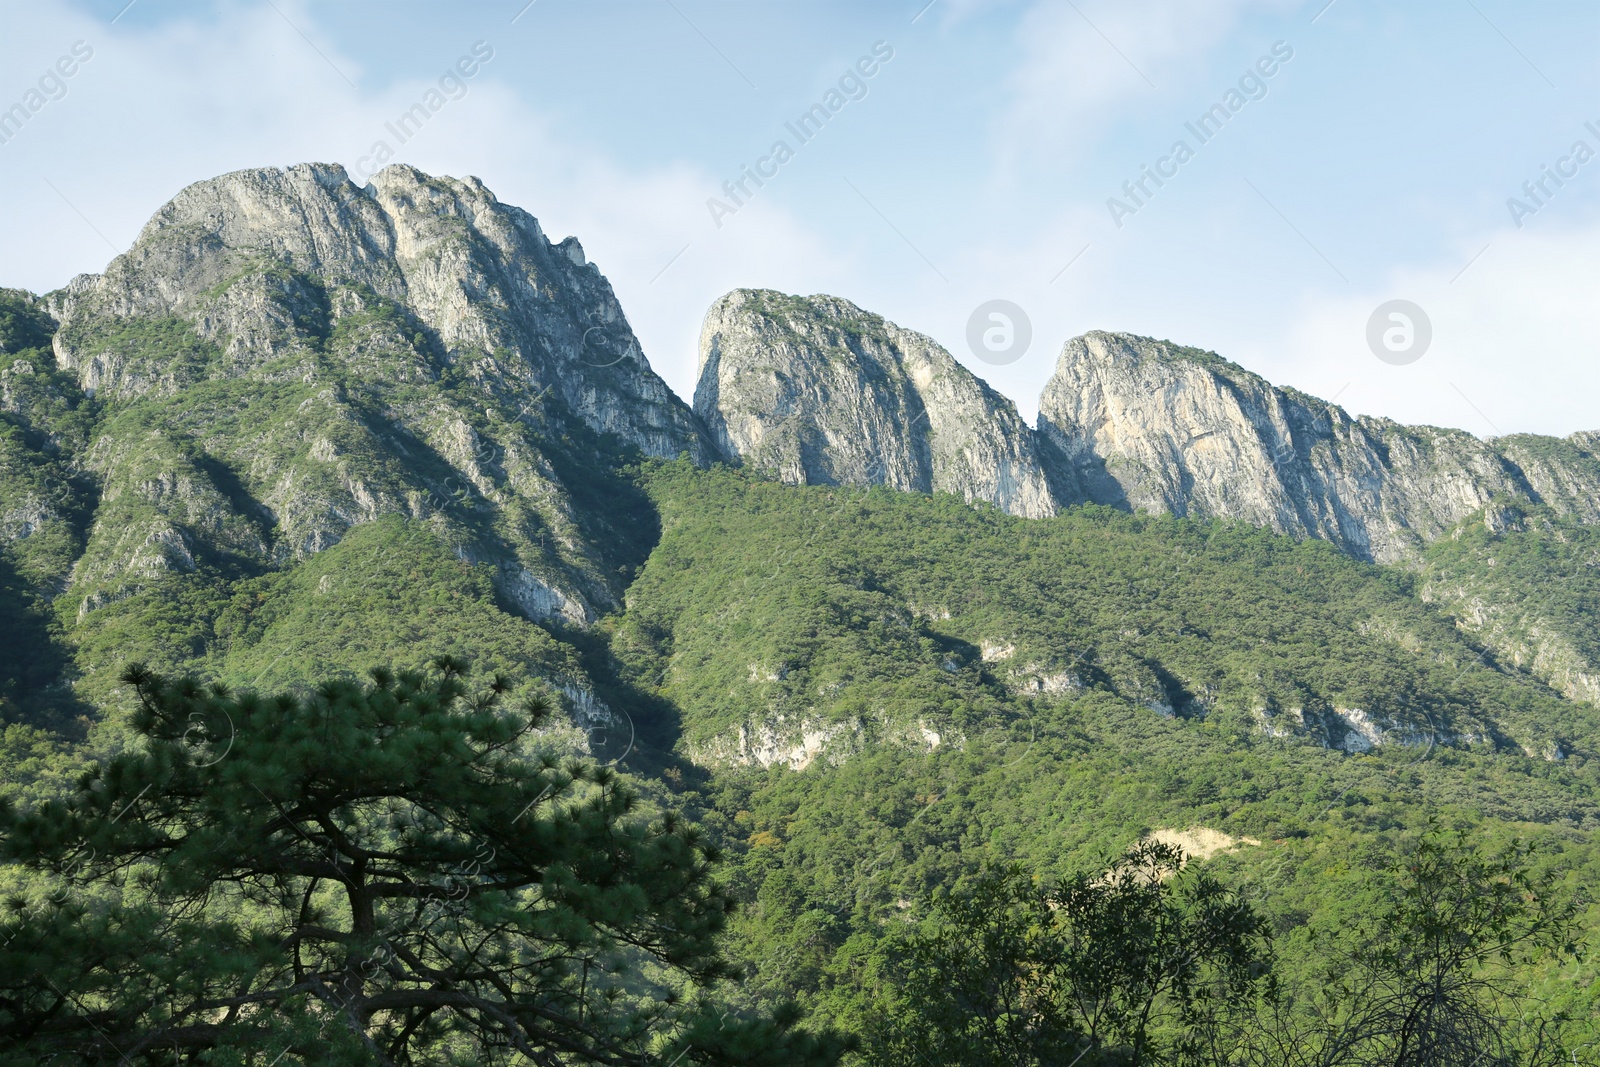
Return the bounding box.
[0,659,846,1066]
[1272,826,1589,1067]
[867,842,1275,1067]
[868,862,1081,1067]
[1054,842,1276,1063]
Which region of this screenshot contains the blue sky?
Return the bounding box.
[3,0,1598,435]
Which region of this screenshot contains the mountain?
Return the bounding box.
[692,299,1600,570]
[694,289,1055,519]
[1037,330,1600,564]
[2,161,717,716]
[6,163,1599,740]
[691,304,1600,707]
[6,163,1600,1056]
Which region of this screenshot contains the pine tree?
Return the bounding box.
[0,658,846,1066]
[1274,826,1587,1067]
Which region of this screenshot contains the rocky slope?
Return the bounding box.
[57,163,709,459]
[36,163,716,634]
[693,296,1600,564]
[694,289,1056,519]
[0,164,731,727]
[1037,331,1600,564]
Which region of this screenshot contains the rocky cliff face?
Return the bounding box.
[29,163,713,632]
[1038,331,1600,563]
[9,165,1600,746]
[694,289,1056,519]
[694,296,1600,569]
[55,163,708,460]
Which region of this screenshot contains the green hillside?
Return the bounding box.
[619,462,1593,761]
[6,280,1600,1060]
[600,463,1600,1028]
[1420,501,1600,706]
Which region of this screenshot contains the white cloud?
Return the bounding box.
[0,1,846,403]
[993,0,1294,175]
[1273,218,1600,437]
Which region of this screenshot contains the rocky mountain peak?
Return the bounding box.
[1038,330,1600,562]
[21,163,726,636]
[694,288,1056,518]
[53,162,710,462]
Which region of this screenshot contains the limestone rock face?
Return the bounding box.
[37,163,715,626]
[1037,331,1600,563]
[695,289,1056,519]
[1493,433,1600,525]
[52,163,710,461]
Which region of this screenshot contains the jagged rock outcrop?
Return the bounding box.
[693,300,1600,569]
[33,163,715,626]
[1038,331,1600,563]
[51,163,710,459]
[694,289,1056,518]
[1494,433,1600,524]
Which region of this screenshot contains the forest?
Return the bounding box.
[4,287,1599,1064]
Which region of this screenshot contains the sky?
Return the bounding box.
[1,0,1597,437]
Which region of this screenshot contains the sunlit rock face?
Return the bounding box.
[695,288,1057,519]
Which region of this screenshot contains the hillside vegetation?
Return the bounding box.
[4,158,1600,1060]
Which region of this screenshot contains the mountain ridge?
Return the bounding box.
[19,160,1600,572]
[694,295,1600,567]
[5,161,1600,743]
[694,287,1055,519]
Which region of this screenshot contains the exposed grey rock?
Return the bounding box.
[1037,331,1600,563]
[695,289,1056,518]
[38,163,717,625]
[693,302,1600,561]
[1494,433,1600,524]
[51,162,711,461]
